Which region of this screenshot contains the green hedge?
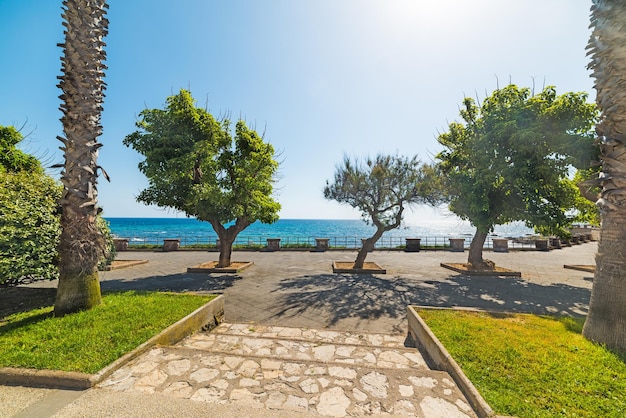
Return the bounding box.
[0,170,61,285]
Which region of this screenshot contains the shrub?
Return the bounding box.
[0,169,116,286]
[0,169,61,286]
[97,216,116,270]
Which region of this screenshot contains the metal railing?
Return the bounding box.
[117,235,549,250]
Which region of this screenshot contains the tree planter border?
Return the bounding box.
[332,261,386,274]
[187,261,254,273]
[563,264,595,273]
[406,306,495,418]
[0,296,224,390]
[100,259,148,271]
[440,262,521,277]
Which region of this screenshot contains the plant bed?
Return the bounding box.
[0,292,221,389]
[332,261,386,274]
[187,261,254,273]
[564,264,595,273]
[100,259,149,271]
[440,262,521,277]
[410,307,626,418]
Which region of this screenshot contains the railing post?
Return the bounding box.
[405,238,421,252]
[534,239,550,251]
[492,238,508,253]
[113,238,128,252]
[314,238,330,252]
[266,238,281,251]
[449,238,465,252]
[163,239,180,251]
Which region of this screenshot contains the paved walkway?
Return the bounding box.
[1,243,597,417]
[98,245,595,333]
[98,323,475,417]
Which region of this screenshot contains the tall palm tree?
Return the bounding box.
[582,0,626,353]
[54,0,109,316]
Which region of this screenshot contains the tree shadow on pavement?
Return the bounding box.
[100,272,241,294]
[273,273,591,327]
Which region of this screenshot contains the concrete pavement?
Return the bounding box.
[1,243,597,417]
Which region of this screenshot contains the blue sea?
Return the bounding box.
[105,218,534,248]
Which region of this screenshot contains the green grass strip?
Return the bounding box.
[0,291,214,374]
[416,309,626,418]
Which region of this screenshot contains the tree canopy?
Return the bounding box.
[435,85,598,268]
[124,89,281,267]
[324,153,436,268]
[0,125,41,173]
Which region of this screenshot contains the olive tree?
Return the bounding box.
[124,89,280,267]
[324,154,435,269]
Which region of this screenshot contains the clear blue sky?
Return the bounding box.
[0,0,594,223]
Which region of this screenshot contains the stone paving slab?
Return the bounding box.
[213,323,411,347]
[98,323,476,417]
[181,334,428,370]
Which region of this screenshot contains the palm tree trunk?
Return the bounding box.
[584,214,626,352]
[582,0,626,353]
[54,0,109,316]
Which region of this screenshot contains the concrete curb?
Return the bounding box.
[440,263,522,277]
[0,295,224,390]
[102,259,149,271]
[187,261,254,273]
[331,261,387,274]
[406,306,497,418]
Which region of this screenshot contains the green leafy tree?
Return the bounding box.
[583,0,626,354]
[324,154,435,269]
[0,125,41,172]
[124,89,281,267]
[436,85,597,270]
[569,168,601,227]
[54,0,109,316]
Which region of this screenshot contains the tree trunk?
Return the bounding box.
[468,229,494,270]
[353,229,383,269]
[55,209,104,316]
[54,0,109,316]
[353,243,371,269]
[217,236,234,268]
[583,213,626,353]
[212,218,250,268]
[582,0,626,354]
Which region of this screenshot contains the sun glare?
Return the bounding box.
[365,0,481,39]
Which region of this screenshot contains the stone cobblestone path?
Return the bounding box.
[99,323,476,417]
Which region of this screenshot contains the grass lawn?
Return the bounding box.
[416,308,626,418]
[0,291,215,374]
